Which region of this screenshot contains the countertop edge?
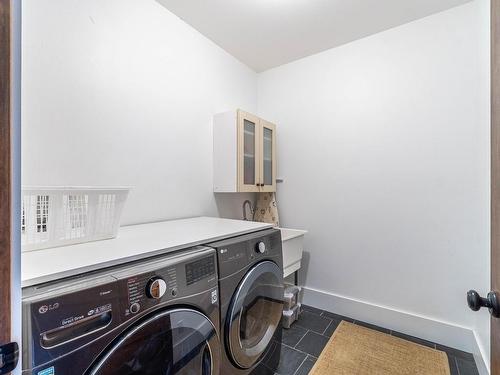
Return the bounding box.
[22,220,273,288]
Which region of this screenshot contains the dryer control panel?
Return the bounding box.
[207,228,283,278]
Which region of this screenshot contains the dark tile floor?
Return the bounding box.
[271,305,479,375]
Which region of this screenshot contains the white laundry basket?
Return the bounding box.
[21,187,130,251]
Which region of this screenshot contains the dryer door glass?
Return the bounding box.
[87,308,220,375]
[227,261,283,369]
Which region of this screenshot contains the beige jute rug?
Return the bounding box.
[309,321,450,375]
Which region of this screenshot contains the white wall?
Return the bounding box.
[258,0,490,369]
[22,0,257,225]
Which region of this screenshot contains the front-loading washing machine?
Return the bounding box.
[22,246,221,375]
[206,228,284,375]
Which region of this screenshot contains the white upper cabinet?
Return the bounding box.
[213,109,277,193]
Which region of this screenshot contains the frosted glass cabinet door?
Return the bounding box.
[238,110,260,192]
[260,120,276,192]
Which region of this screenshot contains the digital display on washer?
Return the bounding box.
[185,256,215,286]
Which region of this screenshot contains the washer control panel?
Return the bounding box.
[185,256,216,286]
[112,249,218,318]
[123,267,178,317]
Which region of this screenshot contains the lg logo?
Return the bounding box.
[38,302,59,314]
[38,305,48,314]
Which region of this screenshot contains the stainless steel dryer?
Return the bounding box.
[22,247,221,375]
[206,228,284,375]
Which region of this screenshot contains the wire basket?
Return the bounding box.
[21,187,130,252]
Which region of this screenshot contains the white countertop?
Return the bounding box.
[22,216,272,287]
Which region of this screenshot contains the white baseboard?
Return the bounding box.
[301,286,489,375]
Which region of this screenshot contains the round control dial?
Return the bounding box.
[256,241,266,254]
[146,277,167,299]
[130,302,141,314]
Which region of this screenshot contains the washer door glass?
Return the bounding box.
[87,308,220,375]
[227,261,283,369]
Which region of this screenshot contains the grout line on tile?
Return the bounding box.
[321,320,332,336]
[282,339,315,359]
[292,346,317,360]
[290,332,306,350]
[292,356,308,375]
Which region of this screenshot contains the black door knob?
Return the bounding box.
[467,290,500,318]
